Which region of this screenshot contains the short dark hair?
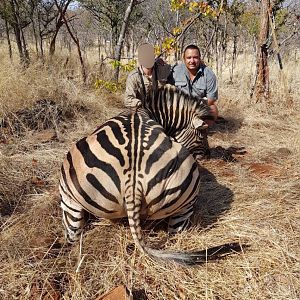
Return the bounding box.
[183,44,201,57]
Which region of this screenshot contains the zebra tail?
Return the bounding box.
[125,192,149,255]
[125,192,245,265]
[126,205,246,264]
[144,242,246,266]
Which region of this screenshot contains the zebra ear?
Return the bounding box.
[192,117,208,130]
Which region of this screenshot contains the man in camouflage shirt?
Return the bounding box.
[124,43,170,108]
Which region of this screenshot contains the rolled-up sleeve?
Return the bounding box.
[124,72,142,108]
[206,69,218,101]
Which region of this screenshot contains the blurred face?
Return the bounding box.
[183,49,201,72]
[138,43,155,68]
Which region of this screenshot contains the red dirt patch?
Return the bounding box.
[199,160,237,178]
[242,162,279,178]
[96,285,130,300]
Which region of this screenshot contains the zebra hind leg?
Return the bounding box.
[168,200,195,234]
[60,192,86,243]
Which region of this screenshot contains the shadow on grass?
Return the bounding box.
[209,115,244,135]
[132,289,149,300]
[132,165,236,235]
[209,145,247,162]
[193,166,234,229]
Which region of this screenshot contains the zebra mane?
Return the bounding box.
[144,84,213,130]
[159,84,210,116]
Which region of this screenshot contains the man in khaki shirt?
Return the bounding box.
[124,43,170,108]
[124,66,153,108]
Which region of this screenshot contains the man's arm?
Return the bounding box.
[206,69,219,121]
[124,72,142,108]
[206,70,218,101]
[207,100,218,122]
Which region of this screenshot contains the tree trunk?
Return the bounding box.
[38,21,44,58]
[220,11,228,74]
[214,19,219,76]
[174,10,180,62]
[4,18,12,61]
[33,25,39,57]
[13,0,29,64]
[10,0,24,63]
[54,0,87,83]
[230,29,238,83]
[254,0,270,101]
[31,3,39,59]
[97,34,101,63]
[49,22,63,56]
[113,0,137,82]
[50,0,71,57]
[13,24,24,61]
[20,24,29,63]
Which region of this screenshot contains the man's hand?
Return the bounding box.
[207,99,218,123]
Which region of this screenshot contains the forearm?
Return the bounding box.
[124,76,142,108]
[124,95,141,108]
[207,98,218,121]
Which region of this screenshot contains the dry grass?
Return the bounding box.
[0,47,299,300]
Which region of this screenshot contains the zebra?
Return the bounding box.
[59,101,242,265]
[143,84,214,160]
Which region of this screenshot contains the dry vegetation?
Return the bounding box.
[0,47,299,300]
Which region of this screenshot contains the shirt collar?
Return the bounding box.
[184,64,205,79]
[139,66,153,78]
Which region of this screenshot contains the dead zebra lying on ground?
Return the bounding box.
[59,105,243,265]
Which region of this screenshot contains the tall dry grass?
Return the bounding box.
[0,45,299,300]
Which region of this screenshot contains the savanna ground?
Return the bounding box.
[0,47,299,300]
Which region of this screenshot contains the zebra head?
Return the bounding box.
[174,115,210,160]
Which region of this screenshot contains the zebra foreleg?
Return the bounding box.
[168,199,196,234]
[60,192,86,243]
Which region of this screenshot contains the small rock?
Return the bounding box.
[276,147,292,157]
[32,129,57,143]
